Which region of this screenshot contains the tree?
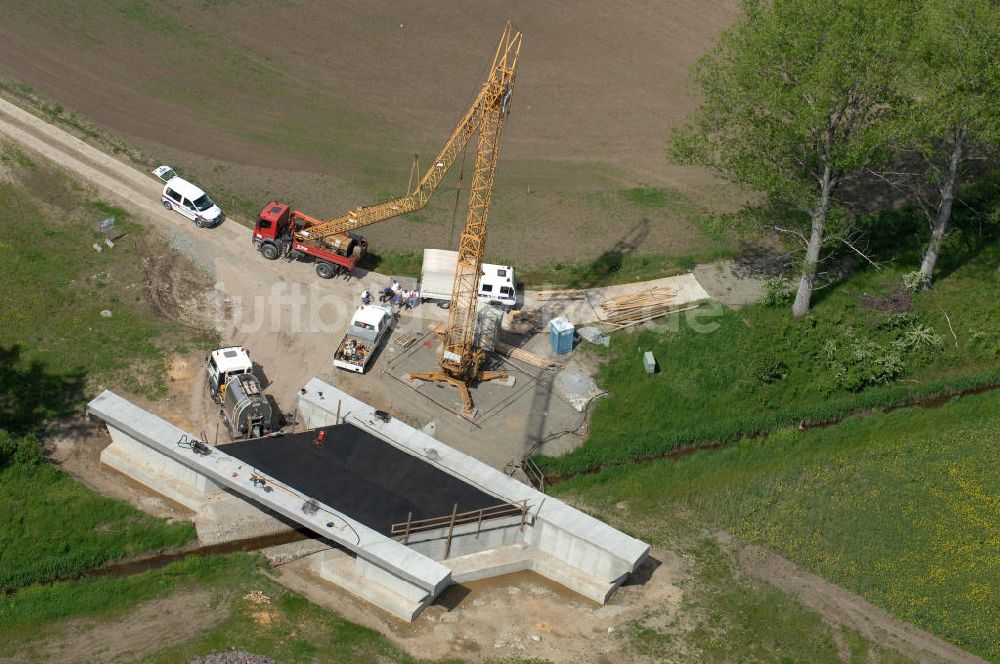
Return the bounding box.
[671,0,914,317]
[896,0,1000,285]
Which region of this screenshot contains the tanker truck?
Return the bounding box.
[206,346,274,440]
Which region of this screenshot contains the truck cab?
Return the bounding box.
[206,346,254,402]
[477,264,517,309]
[333,304,394,373]
[254,201,368,278]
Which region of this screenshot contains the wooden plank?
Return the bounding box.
[495,341,563,369]
[536,289,585,300]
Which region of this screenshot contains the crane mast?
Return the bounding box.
[294,28,519,245]
[411,25,522,413]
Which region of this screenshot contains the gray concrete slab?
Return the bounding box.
[326,323,586,469]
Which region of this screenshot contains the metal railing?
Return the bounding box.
[391,500,530,559]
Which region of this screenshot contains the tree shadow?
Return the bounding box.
[0,345,86,436]
[566,219,649,289]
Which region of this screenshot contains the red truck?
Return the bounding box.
[252,201,368,278]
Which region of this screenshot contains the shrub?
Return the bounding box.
[902,270,931,292]
[875,311,918,330]
[760,276,793,307]
[0,431,42,470]
[824,336,904,392]
[893,323,944,355]
[750,358,789,384]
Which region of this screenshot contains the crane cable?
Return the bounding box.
[449,144,469,249]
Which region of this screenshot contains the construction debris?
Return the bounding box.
[495,341,563,370]
[393,331,419,350]
[577,326,610,347]
[243,590,271,605]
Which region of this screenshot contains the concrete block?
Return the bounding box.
[313,549,432,621]
[446,544,533,583]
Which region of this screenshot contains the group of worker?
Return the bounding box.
[360,279,420,310]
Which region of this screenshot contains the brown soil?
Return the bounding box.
[0,0,741,264]
[45,416,193,524]
[1,590,229,664]
[272,552,685,664]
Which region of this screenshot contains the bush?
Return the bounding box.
[893,323,944,355]
[902,270,931,292]
[750,358,788,384]
[823,335,904,392]
[760,276,793,307]
[0,431,42,470]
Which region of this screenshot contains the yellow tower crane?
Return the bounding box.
[253,24,522,281]
[411,24,522,413]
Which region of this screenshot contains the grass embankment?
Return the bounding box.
[0,432,194,591]
[4,553,481,663]
[537,244,1000,475]
[555,390,1000,661]
[0,147,208,586]
[0,543,906,663]
[0,146,216,404]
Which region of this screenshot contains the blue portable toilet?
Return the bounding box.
[550,316,575,355]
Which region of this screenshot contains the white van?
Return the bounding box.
[153,165,224,228]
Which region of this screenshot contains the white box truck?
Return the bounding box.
[420,248,517,310]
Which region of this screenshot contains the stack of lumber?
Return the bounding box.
[599,287,680,329]
[495,341,563,370]
[393,332,418,350]
[536,289,585,301]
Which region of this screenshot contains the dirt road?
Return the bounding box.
[0,95,408,413]
[2,590,228,664]
[740,545,988,664]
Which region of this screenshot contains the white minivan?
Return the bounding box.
[153,165,224,228]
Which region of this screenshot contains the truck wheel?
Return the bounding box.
[260,243,280,260]
[315,262,336,279]
[162,200,173,211]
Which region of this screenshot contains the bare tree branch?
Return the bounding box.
[837,235,883,269]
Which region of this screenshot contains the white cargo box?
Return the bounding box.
[420,248,517,308]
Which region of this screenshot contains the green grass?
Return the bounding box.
[2,552,455,664]
[0,146,216,409]
[0,432,195,590]
[516,247,734,289]
[359,249,423,279]
[0,148,209,590]
[0,545,901,664]
[536,246,1000,474]
[0,553,250,641]
[622,536,908,663]
[555,390,1000,661]
[146,568,428,664]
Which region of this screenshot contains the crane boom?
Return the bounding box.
[294,26,522,243]
[410,25,522,414]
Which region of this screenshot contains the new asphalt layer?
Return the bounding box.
[223,424,506,536]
